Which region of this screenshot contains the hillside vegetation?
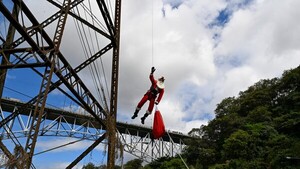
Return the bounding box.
[181,65,300,169]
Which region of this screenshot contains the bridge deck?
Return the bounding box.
[0,98,192,144]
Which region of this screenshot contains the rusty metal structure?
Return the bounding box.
[0,0,190,168]
[0,0,120,168]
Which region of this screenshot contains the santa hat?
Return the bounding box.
[157,76,165,89]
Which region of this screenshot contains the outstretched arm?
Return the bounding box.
[149,67,156,84]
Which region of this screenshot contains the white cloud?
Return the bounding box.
[118,0,300,135]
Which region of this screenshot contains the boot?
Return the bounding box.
[141,113,149,124]
[131,108,140,119]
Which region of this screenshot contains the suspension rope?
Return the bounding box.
[151,0,154,67]
[105,0,114,21]
[87,0,110,107]
[72,3,110,110]
[73,7,102,103]
[34,138,84,156]
[90,1,111,102]
[166,131,190,169]
[87,0,110,110]
[79,2,108,33]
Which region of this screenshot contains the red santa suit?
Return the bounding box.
[132,67,165,124]
[137,74,165,114]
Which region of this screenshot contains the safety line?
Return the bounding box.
[166,131,190,169]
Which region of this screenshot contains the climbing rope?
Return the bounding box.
[151,0,154,67]
[150,0,158,125]
[72,2,110,111]
[34,138,84,156]
[166,132,190,169]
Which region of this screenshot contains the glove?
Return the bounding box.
[155,101,159,105]
[151,67,156,74]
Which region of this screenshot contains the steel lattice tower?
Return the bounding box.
[0,1,191,168]
[0,0,121,168]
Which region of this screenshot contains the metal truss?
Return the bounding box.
[0,0,119,167]
[0,0,190,167]
[0,98,189,165]
[118,129,186,163]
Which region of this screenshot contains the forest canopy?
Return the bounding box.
[183,65,300,169]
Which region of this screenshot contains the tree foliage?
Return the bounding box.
[182,65,300,169]
[124,159,143,169]
[82,162,121,169]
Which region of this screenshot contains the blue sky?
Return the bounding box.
[1,0,300,168]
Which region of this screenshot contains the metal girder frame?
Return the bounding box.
[0,0,111,123]
[96,0,116,45]
[23,0,72,166]
[66,133,107,169]
[0,47,50,69]
[0,100,106,140]
[9,0,85,49]
[0,140,22,169]
[2,0,71,166]
[117,130,186,163]
[24,57,56,168]
[47,0,112,41]
[0,0,113,127]
[0,101,187,164]
[0,3,19,98]
[107,0,121,167]
[0,97,193,142]
[0,1,115,125]
[0,1,105,129]
[0,41,113,130]
[0,0,116,167]
[0,0,185,167]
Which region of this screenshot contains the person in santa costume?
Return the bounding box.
[132,67,165,124]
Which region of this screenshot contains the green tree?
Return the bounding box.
[144,157,172,169]
[124,159,143,169]
[82,162,98,169]
[81,163,121,169]
[183,65,300,168]
[222,129,250,160]
[160,158,186,169]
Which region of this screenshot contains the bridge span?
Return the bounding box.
[0,98,193,164]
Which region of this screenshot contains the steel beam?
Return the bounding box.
[107,0,122,168]
[66,133,107,169]
[0,3,20,98]
[47,0,112,41]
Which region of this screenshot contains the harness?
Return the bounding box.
[149,86,159,97]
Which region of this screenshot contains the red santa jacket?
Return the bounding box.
[145,74,164,103]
